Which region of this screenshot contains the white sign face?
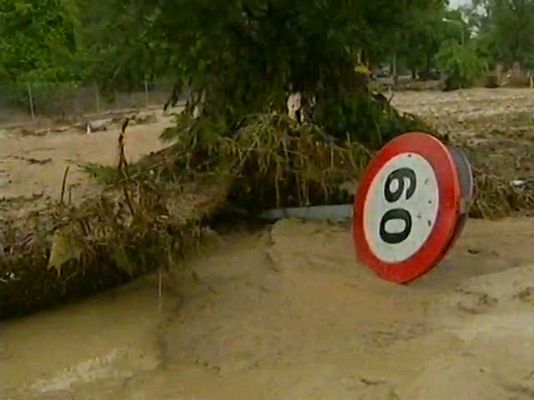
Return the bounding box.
[363,153,439,263]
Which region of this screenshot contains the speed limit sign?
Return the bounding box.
[353,132,474,283]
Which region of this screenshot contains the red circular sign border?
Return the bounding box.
[353,132,461,283]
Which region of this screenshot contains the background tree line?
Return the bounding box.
[1,0,532,89]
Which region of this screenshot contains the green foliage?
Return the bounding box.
[316,92,428,149]
[74,0,162,90]
[2,0,532,92]
[387,4,475,80]
[76,162,124,186]
[466,0,534,68]
[86,0,445,138]
[490,0,534,68]
[0,0,85,83]
[436,40,487,89]
[161,114,228,148]
[29,0,434,149]
[394,3,449,75]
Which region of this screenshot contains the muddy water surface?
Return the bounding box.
[3,218,534,399]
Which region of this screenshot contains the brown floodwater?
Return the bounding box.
[2,218,534,400]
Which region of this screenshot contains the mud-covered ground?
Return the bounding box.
[1,89,534,399]
[392,88,534,185]
[0,109,174,220]
[3,218,534,400]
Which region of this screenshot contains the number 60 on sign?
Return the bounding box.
[353,132,473,283]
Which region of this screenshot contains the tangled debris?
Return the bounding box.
[0,103,532,318]
[470,168,534,219]
[0,121,230,318]
[0,178,230,318]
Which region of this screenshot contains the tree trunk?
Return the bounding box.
[392,54,398,85]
